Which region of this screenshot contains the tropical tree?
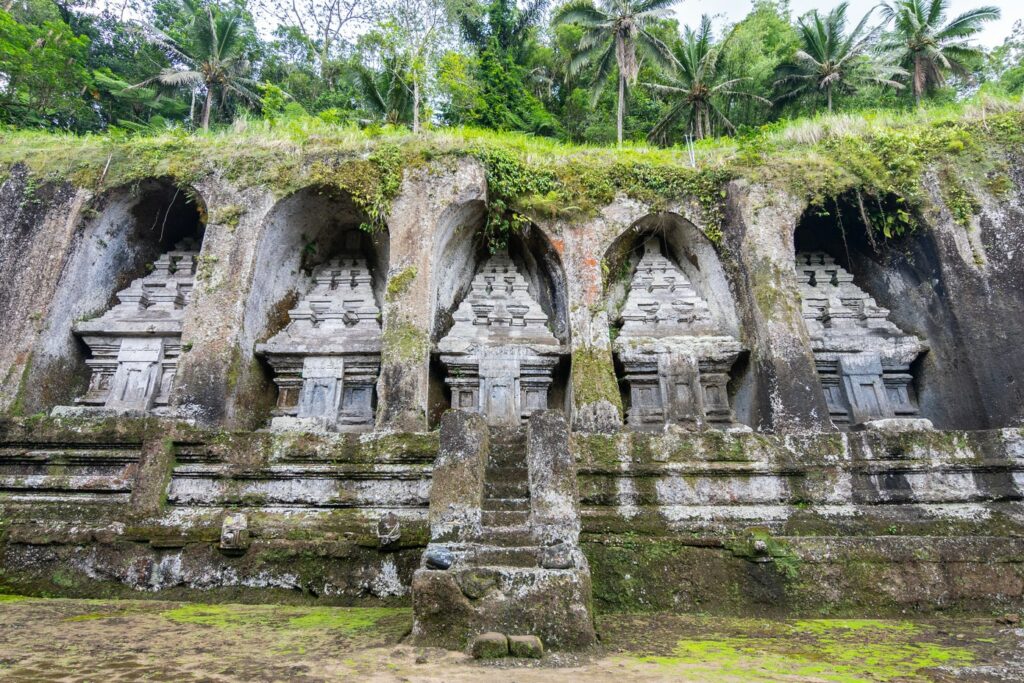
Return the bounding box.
[553,0,677,146]
[645,15,769,143]
[879,0,1000,104]
[775,2,902,112]
[451,0,558,134]
[138,2,260,130]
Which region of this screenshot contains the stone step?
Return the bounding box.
[485,479,529,499]
[485,464,528,481]
[482,496,530,511]
[486,453,527,471]
[482,509,530,527]
[478,525,533,547]
[470,546,540,568]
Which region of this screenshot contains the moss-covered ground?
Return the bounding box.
[0,597,1020,681]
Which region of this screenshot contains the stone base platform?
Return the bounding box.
[410,564,596,651]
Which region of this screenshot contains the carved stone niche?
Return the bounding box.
[795,252,930,430]
[255,255,382,432]
[613,238,745,430]
[437,251,565,426]
[55,240,200,416]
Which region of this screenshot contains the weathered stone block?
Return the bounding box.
[508,635,543,659]
[219,513,249,555]
[527,410,580,545]
[471,632,508,659]
[411,565,596,651]
[428,410,488,542]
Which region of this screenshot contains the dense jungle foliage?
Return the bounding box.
[1,0,1021,147]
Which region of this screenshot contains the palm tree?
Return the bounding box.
[553,0,678,146]
[775,3,902,113]
[355,59,415,127]
[138,4,260,131]
[645,15,769,143]
[879,0,1000,105]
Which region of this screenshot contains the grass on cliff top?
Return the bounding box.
[1,94,1022,236]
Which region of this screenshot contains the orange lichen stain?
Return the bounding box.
[551,239,565,255]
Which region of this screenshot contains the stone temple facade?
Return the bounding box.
[256,255,382,432]
[795,252,929,429]
[613,238,745,430]
[56,240,199,416]
[437,252,563,426]
[5,150,1024,658]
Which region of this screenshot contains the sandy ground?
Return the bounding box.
[0,596,1021,682]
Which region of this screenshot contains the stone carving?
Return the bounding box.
[795,252,929,429]
[613,238,744,430]
[63,240,199,415]
[256,254,381,431]
[219,512,249,554]
[437,252,564,426]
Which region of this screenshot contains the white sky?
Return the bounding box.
[685,0,1022,47]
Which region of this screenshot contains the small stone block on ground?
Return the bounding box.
[508,635,543,658]
[471,632,508,659]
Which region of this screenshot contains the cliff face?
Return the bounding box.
[0,118,1023,621]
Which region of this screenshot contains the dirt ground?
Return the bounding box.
[0,595,1021,682]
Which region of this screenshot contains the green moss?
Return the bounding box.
[385,266,417,302]
[725,528,801,581]
[51,570,76,589]
[572,347,623,416]
[633,628,973,682]
[210,203,245,232]
[162,603,410,636]
[381,319,429,364]
[574,433,621,468]
[6,353,33,417]
[286,607,402,633]
[1,105,1022,244]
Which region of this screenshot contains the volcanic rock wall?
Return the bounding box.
[1,148,1024,620]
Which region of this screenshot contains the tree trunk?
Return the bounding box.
[827,86,833,113]
[914,56,923,106]
[413,77,420,134]
[202,87,213,132]
[617,72,625,147]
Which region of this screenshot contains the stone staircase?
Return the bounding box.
[412,410,596,651]
[475,426,539,567]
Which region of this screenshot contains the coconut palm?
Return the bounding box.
[645,15,769,143]
[553,0,678,146]
[356,58,415,126]
[138,4,260,131]
[775,2,903,113]
[879,0,1000,104]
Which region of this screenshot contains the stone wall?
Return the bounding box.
[2,149,1024,624]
